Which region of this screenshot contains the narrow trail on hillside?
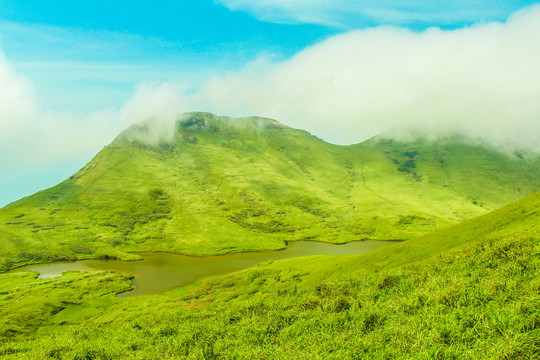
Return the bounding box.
[358,160,403,209]
[76,148,136,197]
[278,151,313,175]
[214,174,242,191]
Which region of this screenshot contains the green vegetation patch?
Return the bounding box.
[0,270,132,339]
[0,192,538,359]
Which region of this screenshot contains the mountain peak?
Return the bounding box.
[117,112,311,148]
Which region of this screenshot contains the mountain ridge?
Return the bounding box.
[1,112,539,271]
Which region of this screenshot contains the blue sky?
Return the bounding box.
[0,0,539,206]
[0,0,334,111]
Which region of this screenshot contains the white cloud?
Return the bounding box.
[0,52,186,165]
[118,82,188,145]
[181,5,540,151]
[217,0,525,28]
[0,52,36,135]
[0,48,114,164]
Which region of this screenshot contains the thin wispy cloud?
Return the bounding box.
[0,51,35,134]
[0,54,185,166]
[0,21,239,111]
[218,0,537,28]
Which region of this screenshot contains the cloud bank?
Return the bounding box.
[185,5,540,150]
[118,82,188,145]
[0,57,185,165]
[218,0,536,28]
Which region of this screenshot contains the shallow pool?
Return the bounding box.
[12,240,395,296]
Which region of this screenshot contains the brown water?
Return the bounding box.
[13,240,394,297]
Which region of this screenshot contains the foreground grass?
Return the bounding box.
[1,113,540,271]
[0,271,132,340]
[0,192,538,359]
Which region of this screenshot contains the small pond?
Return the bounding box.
[12,240,394,296]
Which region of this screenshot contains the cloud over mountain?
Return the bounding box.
[186,5,540,150]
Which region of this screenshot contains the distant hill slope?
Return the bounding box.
[1,112,540,270]
[238,185,540,284]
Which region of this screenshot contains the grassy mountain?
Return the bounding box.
[1,190,538,359]
[1,112,540,270]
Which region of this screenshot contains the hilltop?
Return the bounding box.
[1,112,540,270]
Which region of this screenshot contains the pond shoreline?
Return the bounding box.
[5,238,404,272]
[9,240,398,297]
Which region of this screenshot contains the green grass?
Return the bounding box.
[1,112,539,271]
[0,271,132,340]
[0,191,537,359]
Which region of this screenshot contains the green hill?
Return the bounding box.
[1,191,538,358]
[1,112,540,271]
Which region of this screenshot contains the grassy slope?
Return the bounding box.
[0,192,538,359]
[1,112,540,271]
[0,271,132,339]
